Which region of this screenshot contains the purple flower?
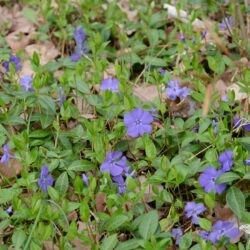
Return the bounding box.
[74,26,86,44]
[100,152,129,176]
[71,26,87,62]
[218,150,233,172]
[38,166,54,192]
[112,175,127,194]
[100,152,131,194]
[171,227,183,245]
[221,95,228,102]
[199,167,227,194]
[201,30,207,40]
[184,202,206,225]
[100,78,119,93]
[219,16,233,30]
[158,68,165,75]
[3,54,21,72]
[245,158,250,165]
[20,75,33,91]
[179,33,186,41]
[234,118,250,132]
[165,80,190,101]
[55,87,66,107]
[6,206,13,215]
[212,119,218,135]
[208,220,240,243]
[199,230,210,240]
[82,173,89,186]
[0,144,13,164]
[124,108,153,138]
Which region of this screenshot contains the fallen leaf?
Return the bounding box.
[25,42,60,65]
[117,0,138,21]
[0,158,22,178]
[133,84,160,102]
[95,192,106,212]
[43,241,60,250]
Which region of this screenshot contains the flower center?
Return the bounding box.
[135,119,142,125]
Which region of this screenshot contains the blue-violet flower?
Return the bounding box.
[165,80,190,101]
[38,166,54,192]
[208,220,240,243]
[184,202,206,225]
[0,144,13,164]
[171,227,183,245]
[199,167,227,194]
[100,78,119,93]
[124,107,153,138]
[20,75,33,91]
[218,150,233,172]
[3,54,21,72]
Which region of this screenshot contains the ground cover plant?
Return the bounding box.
[0,0,250,249]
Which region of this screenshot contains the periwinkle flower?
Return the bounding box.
[165,80,190,101]
[201,30,207,40]
[100,152,129,176]
[20,75,33,91]
[0,144,13,164]
[212,119,218,135]
[234,117,250,132]
[55,86,66,107]
[171,227,183,245]
[38,166,54,192]
[3,54,21,72]
[158,68,165,75]
[199,167,227,194]
[100,151,131,194]
[179,33,186,41]
[208,220,240,243]
[219,16,233,30]
[71,26,87,62]
[184,202,206,225]
[218,150,233,172]
[100,78,119,93]
[6,206,13,215]
[199,230,210,241]
[82,173,89,186]
[124,108,153,138]
[245,158,250,165]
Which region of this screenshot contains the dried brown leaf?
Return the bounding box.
[117,0,138,21]
[95,192,106,212]
[43,241,60,250]
[25,42,60,65]
[0,159,22,178]
[133,85,160,102]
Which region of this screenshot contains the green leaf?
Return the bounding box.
[179,232,192,250]
[80,201,90,222]
[0,219,10,230]
[0,189,20,204]
[106,215,128,231]
[48,186,60,201]
[55,172,69,195]
[226,187,245,219]
[198,218,211,231]
[115,239,140,250]
[143,136,157,160]
[68,160,95,172]
[101,234,118,250]
[22,7,38,23]
[29,129,50,138]
[12,229,26,248]
[216,172,240,184]
[138,210,158,240]
[144,56,167,67]
[38,96,56,114]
